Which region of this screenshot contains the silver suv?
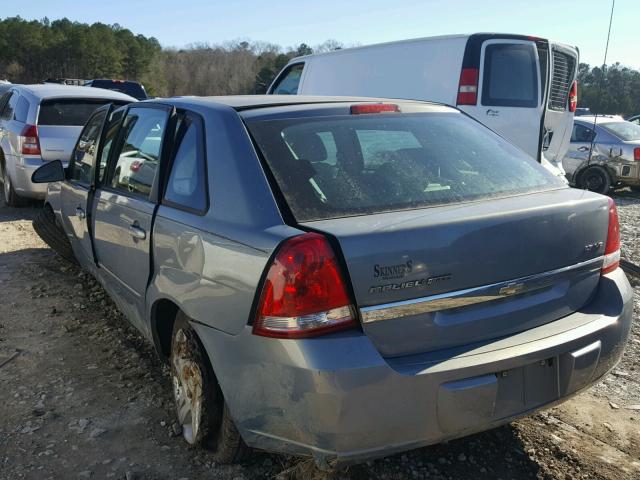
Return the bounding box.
[0,84,135,206]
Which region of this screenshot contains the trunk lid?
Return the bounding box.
[303,189,609,357]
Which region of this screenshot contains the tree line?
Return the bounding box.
[0,17,341,97]
[1,17,638,116]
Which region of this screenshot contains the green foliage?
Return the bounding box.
[578,63,640,117]
[0,17,161,84]
[0,15,344,96]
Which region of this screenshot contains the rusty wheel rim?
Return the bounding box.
[172,329,203,445]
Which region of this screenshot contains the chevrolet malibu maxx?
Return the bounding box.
[31,96,632,468]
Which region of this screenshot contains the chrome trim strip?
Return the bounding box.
[360,256,604,324]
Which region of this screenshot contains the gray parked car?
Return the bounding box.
[563,115,640,193]
[32,96,632,468]
[0,84,135,206]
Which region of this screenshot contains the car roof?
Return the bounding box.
[14,84,137,102]
[575,115,625,125]
[159,94,451,112]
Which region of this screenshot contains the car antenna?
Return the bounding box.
[587,0,616,168]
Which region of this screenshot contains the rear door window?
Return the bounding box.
[571,123,596,143]
[248,112,563,222]
[14,96,29,122]
[38,99,112,126]
[482,43,538,108]
[163,113,207,213]
[271,63,304,95]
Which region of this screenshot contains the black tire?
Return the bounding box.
[579,166,611,194]
[170,312,249,463]
[32,206,78,264]
[2,168,27,207]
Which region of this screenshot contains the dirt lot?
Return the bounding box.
[0,193,639,480]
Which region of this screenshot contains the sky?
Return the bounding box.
[2,0,638,67]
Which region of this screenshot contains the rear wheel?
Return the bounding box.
[579,166,611,195]
[2,168,26,207]
[170,312,249,463]
[32,206,78,264]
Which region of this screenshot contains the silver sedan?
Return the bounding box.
[563,115,640,193]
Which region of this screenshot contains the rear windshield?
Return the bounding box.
[248,112,563,222]
[600,121,640,142]
[88,81,147,100]
[38,99,115,126]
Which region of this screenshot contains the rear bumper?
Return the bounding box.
[12,156,48,199]
[193,268,633,468]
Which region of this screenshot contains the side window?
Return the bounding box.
[271,63,304,95]
[163,114,207,213]
[571,123,595,143]
[482,43,538,108]
[69,110,108,185]
[0,92,11,114]
[14,96,29,122]
[108,107,169,197]
[0,92,16,120]
[97,109,125,184]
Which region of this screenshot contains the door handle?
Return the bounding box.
[75,207,86,219]
[129,223,146,240]
[577,146,590,152]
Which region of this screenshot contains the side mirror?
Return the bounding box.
[31,160,65,183]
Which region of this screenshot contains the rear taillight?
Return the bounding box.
[253,232,357,339]
[130,160,142,172]
[457,67,479,105]
[602,198,621,275]
[634,147,640,161]
[20,124,41,155]
[350,103,399,115]
[568,80,578,113]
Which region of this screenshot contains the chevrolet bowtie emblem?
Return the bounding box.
[499,283,525,296]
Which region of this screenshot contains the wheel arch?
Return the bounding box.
[149,297,180,361]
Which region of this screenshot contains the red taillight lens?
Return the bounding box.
[130,160,142,172]
[20,124,41,155]
[602,198,621,275]
[253,232,357,339]
[457,67,479,105]
[350,103,399,115]
[568,80,578,113]
[634,147,640,161]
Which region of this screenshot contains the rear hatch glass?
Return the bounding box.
[38,99,114,126]
[247,111,564,222]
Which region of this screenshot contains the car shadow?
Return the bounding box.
[0,195,42,222]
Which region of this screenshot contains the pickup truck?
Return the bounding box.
[31,96,632,468]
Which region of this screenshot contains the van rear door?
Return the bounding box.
[542,44,579,171]
[459,38,543,160]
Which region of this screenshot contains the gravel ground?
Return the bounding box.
[0,191,638,480]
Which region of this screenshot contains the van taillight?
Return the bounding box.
[253,232,357,339]
[634,147,640,161]
[20,124,41,155]
[602,198,620,275]
[569,80,578,113]
[457,67,479,106]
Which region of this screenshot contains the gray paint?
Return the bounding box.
[38,95,634,466]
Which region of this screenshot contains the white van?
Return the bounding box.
[268,34,579,177]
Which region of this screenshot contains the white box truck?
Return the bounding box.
[268,33,579,177]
